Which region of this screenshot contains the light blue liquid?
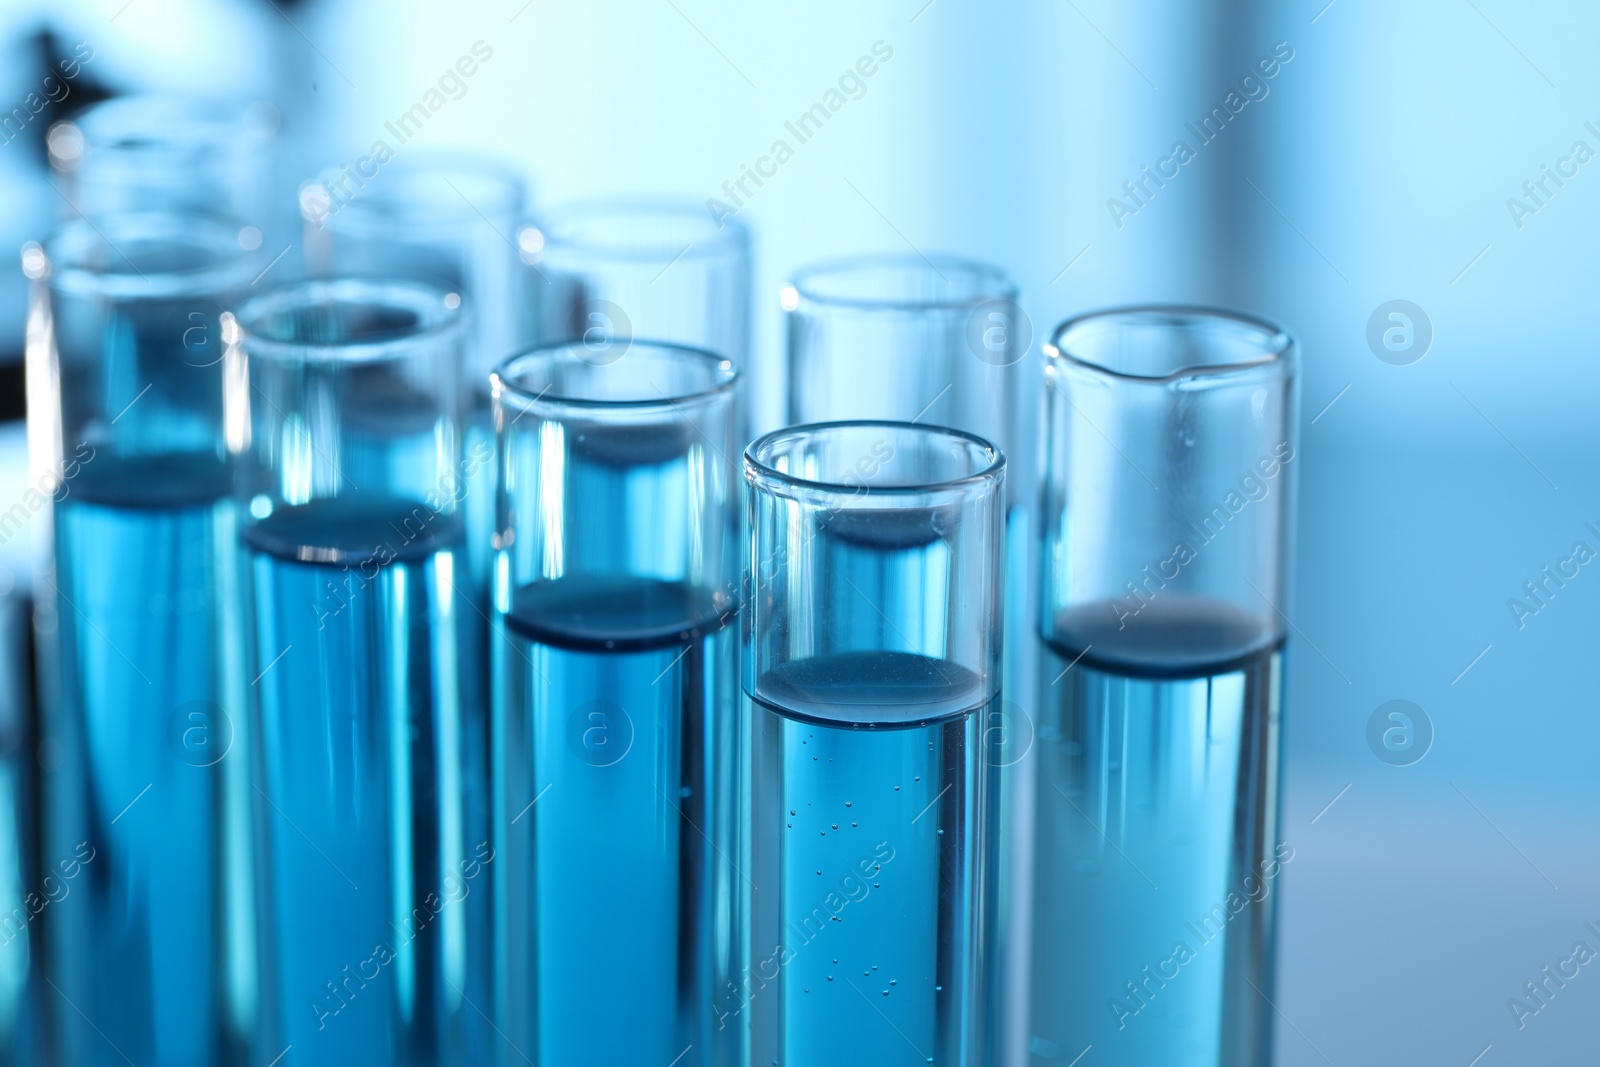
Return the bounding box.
[496,575,735,1067]
[741,652,993,1067]
[247,497,477,1067]
[1028,597,1282,1067]
[51,451,239,1066]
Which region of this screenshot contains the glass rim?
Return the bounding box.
[786,253,1017,313]
[527,198,749,263]
[492,339,739,411]
[304,151,528,230]
[69,94,278,150]
[35,211,262,299]
[229,278,464,363]
[745,419,1006,497]
[1046,304,1295,384]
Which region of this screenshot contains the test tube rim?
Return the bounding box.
[744,418,1006,498]
[524,198,750,264]
[230,277,465,365]
[58,93,278,175]
[492,338,739,412]
[304,150,529,233]
[1046,303,1296,385]
[42,211,262,300]
[785,252,1017,313]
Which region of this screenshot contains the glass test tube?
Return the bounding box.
[781,254,1027,502]
[521,201,753,426]
[301,153,532,387]
[227,280,473,1067]
[739,421,1006,1067]
[24,213,260,1066]
[1028,307,1297,1067]
[783,253,1035,1066]
[49,95,281,232]
[302,155,531,1056]
[490,341,740,1067]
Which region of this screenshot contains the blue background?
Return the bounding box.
[0,0,1597,1062]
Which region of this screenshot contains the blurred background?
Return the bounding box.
[0,0,1596,1062]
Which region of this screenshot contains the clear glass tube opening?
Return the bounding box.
[738,421,1004,1067]
[745,420,1006,720]
[522,200,751,423]
[1040,305,1296,665]
[1028,305,1297,1067]
[228,279,476,1067]
[301,153,532,391]
[490,340,739,1067]
[51,95,280,228]
[25,210,261,1066]
[782,254,1028,504]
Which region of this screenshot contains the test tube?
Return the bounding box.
[783,251,1035,1066]
[738,421,1006,1067]
[226,279,473,1066]
[490,341,739,1067]
[300,153,532,390]
[23,213,260,1065]
[1029,307,1297,1066]
[49,95,280,231]
[781,254,1027,503]
[520,201,753,425]
[300,155,531,1053]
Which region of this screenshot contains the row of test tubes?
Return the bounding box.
[11,97,1296,1067]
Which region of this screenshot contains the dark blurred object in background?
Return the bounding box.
[0,27,115,422]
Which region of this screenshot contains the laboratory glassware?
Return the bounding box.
[1028,306,1297,1067]
[738,420,1006,1067]
[227,278,474,1067]
[24,212,260,1066]
[490,339,740,1067]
